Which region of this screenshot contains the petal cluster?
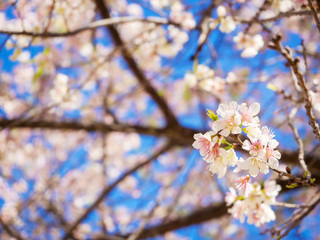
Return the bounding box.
[193,101,281,179]
[226,180,281,227]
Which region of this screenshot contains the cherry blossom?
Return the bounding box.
[226,181,281,227]
[233,33,264,58]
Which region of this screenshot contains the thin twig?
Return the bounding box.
[0,16,180,38]
[269,34,320,141]
[288,108,310,178]
[63,142,173,239]
[308,0,320,35]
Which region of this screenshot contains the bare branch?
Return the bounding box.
[269,34,320,141]
[0,16,178,38]
[94,0,179,127]
[63,142,173,239]
[308,0,320,35]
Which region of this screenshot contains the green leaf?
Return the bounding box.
[43,47,50,56]
[303,171,309,178]
[183,85,192,101]
[224,145,233,150]
[311,178,316,183]
[32,65,44,84]
[286,183,298,189]
[236,196,245,201]
[193,57,198,72]
[242,127,248,133]
[207,109,218,121]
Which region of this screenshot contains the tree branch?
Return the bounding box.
[0,16,177,38]
[94,0,179,127]
[63,142,173,239]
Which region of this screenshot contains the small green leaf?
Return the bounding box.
[242,127,248,133]
[303,171,309,178]
[311,178,316,183]
[224,145,233,150]
[207,109,218,121]
[286,183,298,189]
[32,65,44,83]
[43,47,50,56]
[222,139,232,146]
[193,57,198,72]
[183,86,192,101]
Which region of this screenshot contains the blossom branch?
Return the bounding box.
[269,34,320,141]
[237,10,311,24]
[63,142,173,239]
[0,217,27,240]
[308,0,320,36]
[271,189,320,239]
[271,202,310,209]
[288,108,310,178]
[0,16,179,38]
[94,0,179,128]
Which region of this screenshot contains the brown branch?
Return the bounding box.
[269,34,320,141]
[308,0,320,35]
[93,203,228,240]
[0,118,195,145]
[237,10,312,24]
[0,16,177,38]
[288,108,310,178]
[63,142,173,239]
[94,0,179,128]
[0,217,27,240]
[273,189,320,239]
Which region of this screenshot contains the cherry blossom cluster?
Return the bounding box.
[209,6,237,33]
[184,64,224,96]
[193,101,283,226]
[225,180,281,227]
[233,32,264,58]
[193,101,281,179]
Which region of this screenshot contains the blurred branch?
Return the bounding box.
[288,108,310,178]
[93,203,228,240]
[94,0,179,128]
[267,189,320,239]
[308,0,320,35]
[0,217,27,240]
[0,16,178,38]
[269,34,320,141]
[237,10,312,24]
[0,119,195,145]
[63,142,173,239]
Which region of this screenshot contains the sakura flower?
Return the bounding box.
[246,125,262,139]
[236,155,269,177]
[232,175,251,196]
[225,187,237,206]
[170,2,196,30]
[150,0,170,9]
[226,180,281,227]
[217,6,227,18]
[263,180,281,203]
[233,33,264,58]
[265,139,281,168]
[219,16,236,33]
[247,203,276,227]
[207,148,229,178]
[192,132,220,162]
[199,76,225,96]
[238,102,260,126]
[212,101,242,137]
[272,0,293,13]
[228,200,246,223]
[206,148,238,178]
[242,138,265,157]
